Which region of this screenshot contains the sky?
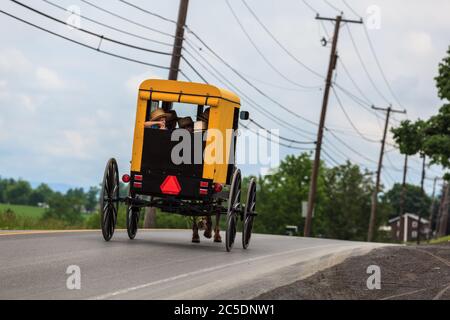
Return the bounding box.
[0,0,449,195]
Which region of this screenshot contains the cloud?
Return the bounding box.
[0,48,31,73]
[35,66,65,90]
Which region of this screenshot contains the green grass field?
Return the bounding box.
[0,203,46,218]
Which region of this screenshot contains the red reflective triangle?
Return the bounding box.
[160,175,181,195]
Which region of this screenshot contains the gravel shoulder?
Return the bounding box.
[256,243,450,300]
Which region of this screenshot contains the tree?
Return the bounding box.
[85,186,99,212]
[29,183,53,205]
[383,183,431,218]
[251,153,320,235]
[316,162,378,241]
[4,180,32,205]
[435,46,450,102]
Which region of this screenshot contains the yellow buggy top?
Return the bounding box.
[131,79,241,185]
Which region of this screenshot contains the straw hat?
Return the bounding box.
[150,108,169,121]
[178,117,194,129]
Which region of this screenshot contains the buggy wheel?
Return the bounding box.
[242,178,256,249]
[126,203,140,240]
[100,158,119,241]
[226,169,241,252]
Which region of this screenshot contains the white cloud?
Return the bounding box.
[35,66,65,90]
[0,48,31,73]
[45,130,95,160]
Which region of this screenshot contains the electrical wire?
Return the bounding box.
[241,0,325,79]
[332,86,380,143]
[41,0,173,47]
[184,31,320,127]
[0,10,177,73]
[182,42,316,139]
[226,0,321,89]
[345,23,391,104]
[80,0,175,38]
[10,0,173,56]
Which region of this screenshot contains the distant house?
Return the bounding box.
[388,213,430,242]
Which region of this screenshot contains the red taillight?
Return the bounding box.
[200,181,209,188]
[160,176,181,195]
[213,183,223,193]
[122,174,131,183]
[135,174,143,181]
[199,188,208,196]
[133,182,142,188]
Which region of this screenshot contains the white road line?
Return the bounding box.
[89,243,354,300]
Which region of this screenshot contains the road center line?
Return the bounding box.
[89,243,357,300]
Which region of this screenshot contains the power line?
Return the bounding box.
[41,0,173,47]
[241,0,325,79]
[362,26,404,109]
[341,0,404,108]
[80,0,175,38]
[301,0,319,14]
[10,0,173,56]
[342,0,362,19]
[332,86,380,143]
[345,23,391,104]
[325,128,378,165]
[239,122,315,151]
[118,0,178,25]
[182,42,316,139]
[225,0,321,89]
[337,57,372,106]
[0,10,178,73]
[184,31,320,126]
[323,0,342,13]
[248,119,315,145]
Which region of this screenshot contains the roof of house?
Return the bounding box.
[388,213,429,224]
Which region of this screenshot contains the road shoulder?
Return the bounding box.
[256,243,450,300]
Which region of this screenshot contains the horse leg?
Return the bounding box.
[204,215,212,239]
[213,212,222,243]
[192,217,200,243]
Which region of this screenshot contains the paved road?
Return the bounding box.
[0,229,389,299]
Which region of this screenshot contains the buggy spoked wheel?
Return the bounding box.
[242,178,256,249]
[226,169,241,252]
[100,158,119,241]
[126,203,140,240]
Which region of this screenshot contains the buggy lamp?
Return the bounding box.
[213,183,223,193]
[122,174,131,183]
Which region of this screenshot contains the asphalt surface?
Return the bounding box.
[0,229,388,300]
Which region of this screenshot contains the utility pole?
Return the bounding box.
[304,15,362,237]
[438,183,450,237]
[144,0,189,229]
[417,154,426,244]
[367,105,406,241]
[168,0,189,80]
[399,154,408,217]
[427,176,439,240]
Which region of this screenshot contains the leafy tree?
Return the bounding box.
[43,192,84,225]
[315,162,378,241]
[383,183,431,219]
[85,186,99,212]
[4,180,32,205]
[435,46,450,102]
[251,153,320,235]
[29,183,53,205]
[391,119,426,156]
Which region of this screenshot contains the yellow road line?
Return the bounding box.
[0,228,189,237]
